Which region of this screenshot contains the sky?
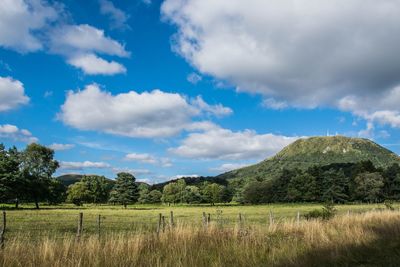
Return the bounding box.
[1,0,400,183]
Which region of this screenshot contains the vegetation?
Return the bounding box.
[1,210,400,266]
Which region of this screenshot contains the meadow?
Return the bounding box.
[1,203,400,266]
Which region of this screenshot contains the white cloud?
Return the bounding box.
[125,153,157,164]
[112,167,151,177]
[59,161,111,170]
[210,163,249,173]
[0,124,38,143]
[124,152,173,167]
[170,125,298,160]
[191,96,232,117]
[67,53,126,75]
[0,0,58,52]
[187,72,202,84]
[48,143,75,151]
[99,0,130,30]
[174,174,199,179]
[50,24,129,75]
[59,84,231,138]
[0,76,29,111]
[162,0,400,118]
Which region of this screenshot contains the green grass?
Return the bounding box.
[1,202,395,240]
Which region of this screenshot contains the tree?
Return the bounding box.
[80,175,111,203]
[243,180,274,204]
[287,172,317,202]
[138,185,151,204]
[382,164,400,200]
[109,172,139,208]
[354,172,384,202]
[321,169,349,203]
[148,190,162,203]
[161,182,180,204]
[183,185,202,204]
[20,143,59,209]
[47,178,67,204]
[67,182,90,206]
[0,145,23,207]
[202,183,224,205]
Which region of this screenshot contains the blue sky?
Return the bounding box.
[1,0,400,183]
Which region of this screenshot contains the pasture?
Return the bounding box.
[1,203,400,266]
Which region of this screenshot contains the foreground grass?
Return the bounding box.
[1,203,395,238]
[1,210,400,267]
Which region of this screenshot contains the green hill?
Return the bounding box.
[218,136,400,181]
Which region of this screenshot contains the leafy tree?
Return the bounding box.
[243,180,274,204]
[321,169,349,203]
[109,172,139,208]
[67,182,90,206]
[161,182,180,204]
[183,185,202,204]
[382,164,400,200]
[20,143,59,209]
[287,172,317,202]
[0,145,23,207]
[354,172,384,202]
[202,183,224,205]
[271,169,295,202]
[138,186,151,204]
[81,175,111,203]
[148,190,162,203]
[47,178,67,204]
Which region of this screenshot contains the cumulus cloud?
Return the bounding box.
[191,96,232,117]
[162,0,400,125]
[170,125,298,160]
[0,76,29,111]
[112,167,151,176]
[67,54,126,75]
[59,84,232,138]
[0,124,38,143]
[59,161,111,170]
[99,0,130,30]
[50,24,129,75]
[0,0,58,52]
[48,143,75,151]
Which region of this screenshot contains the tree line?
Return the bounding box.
[240,161,400,204]
[2,143,400,207]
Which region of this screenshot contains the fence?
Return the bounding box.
[0,207,388,247]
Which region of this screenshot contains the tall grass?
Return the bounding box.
[1,210,400,267]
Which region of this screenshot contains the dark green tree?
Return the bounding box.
[287,172,317,202]
[354,172,384,202]
[321,169,349,203]
[109,172,139,208]
[21,143,59,209]
[382,164,400,200]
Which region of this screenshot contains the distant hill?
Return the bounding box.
[218,136,400,181]
[57,174,85,186]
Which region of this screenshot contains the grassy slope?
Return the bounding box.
[218,136,400,181]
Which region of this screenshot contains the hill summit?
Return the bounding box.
[218,136,400,181]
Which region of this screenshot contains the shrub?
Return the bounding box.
[304,203,336,220]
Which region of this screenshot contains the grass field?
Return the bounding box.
[1,206,400,266]
[0,203,396,239]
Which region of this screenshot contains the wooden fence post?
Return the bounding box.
[97,214,101,239]
[162,216,166,233]
[202,212,207,228]
[296,211,300,226]
[157,213,162,235]
[77,212,83,240]
[207,213,211,225]
[170,211,174,228]
[0,211,5,249]
[269,210,274,226]
[238,213,243,228]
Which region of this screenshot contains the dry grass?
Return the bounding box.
[1,210,400,267]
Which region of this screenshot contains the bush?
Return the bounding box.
[304,203,336,220]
